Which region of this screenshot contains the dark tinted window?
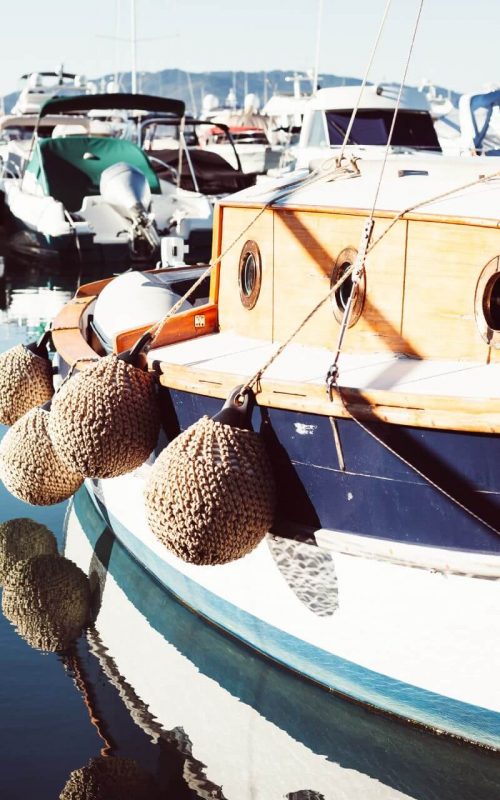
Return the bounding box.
[325,109,441,151]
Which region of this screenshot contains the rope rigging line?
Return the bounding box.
[131,161,500,393]
[367,0,426,218]
[337,0,393,164]
[141,161,354,349]
[330,374,500,539]
[115,3,500,394]
[325,0,425,390]
[365,168,500,256]
[238,0,428,396]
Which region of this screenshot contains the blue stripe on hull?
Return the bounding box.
[77,486,500,750]
[167,389,500,554]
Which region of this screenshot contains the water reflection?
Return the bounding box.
[59,755,161,800]
[60,487,500,800]
[2,552,91,652]
[0,253,74,333]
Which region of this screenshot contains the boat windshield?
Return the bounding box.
[326,109,442,151]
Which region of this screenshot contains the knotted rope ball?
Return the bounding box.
[0,518,57,584]
[0,343,53,426]
[0,407,84,505]
[2,553,91,652]
[59,756,161,800]
[144,414,276,565]
[48,354,160,479]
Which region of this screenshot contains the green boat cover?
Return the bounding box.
[27,135,161,212]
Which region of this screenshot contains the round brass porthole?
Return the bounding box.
[330,247,366,326]
[238,240,262,310]
[474,256,500,347]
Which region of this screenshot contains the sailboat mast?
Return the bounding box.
[131,0,137,94]
[312,0,324,94]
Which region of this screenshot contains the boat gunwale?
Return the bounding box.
[51,295,500,432]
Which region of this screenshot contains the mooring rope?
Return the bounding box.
[367,0,425,218]
[331,374,500,539]
[143,161,354,349]
[326,0,425,390]
[336,0,393,165]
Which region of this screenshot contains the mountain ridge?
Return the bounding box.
[2,68,462,115]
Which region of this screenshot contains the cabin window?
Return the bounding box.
[330,247,365,326]
[474,257,500,347]
[325,109,441,152]
[238,241,262,310]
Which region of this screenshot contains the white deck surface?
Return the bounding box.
[229,154,500,222]
[148,331,500,399]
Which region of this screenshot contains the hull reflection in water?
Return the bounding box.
[65,487,500,800]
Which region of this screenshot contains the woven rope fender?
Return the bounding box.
[48,353,160,479]
[0,341,53,426]
[144,388,276,565]
[59,756,161,800]
[2,553,91,652]
[0,518,57,584]
[0,407,84,505]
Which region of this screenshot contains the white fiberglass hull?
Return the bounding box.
[82,465,500,751]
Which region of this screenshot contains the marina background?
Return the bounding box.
[0,0,498,100]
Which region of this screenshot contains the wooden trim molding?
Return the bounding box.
[113,303,218,353]
[156,362,500,434]
[219,199,500,230]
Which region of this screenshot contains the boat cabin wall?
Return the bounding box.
[214,203,500,363]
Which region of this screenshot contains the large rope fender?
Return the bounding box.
[59,756,161,800]
[144,387,276,565]
[0,406,84,505]
[48,352,160,479]
[0,336,53,426]
[2,553,91,652]
[0,518,57,584]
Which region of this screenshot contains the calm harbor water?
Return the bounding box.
[0,243,499,799]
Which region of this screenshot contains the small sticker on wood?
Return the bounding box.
[194,315,206,328]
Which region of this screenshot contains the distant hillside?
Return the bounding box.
[3,69,461,115]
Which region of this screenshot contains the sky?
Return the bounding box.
[0,0,498,98]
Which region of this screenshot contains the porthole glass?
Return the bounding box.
[483,273,500,330]
[335,265,356,312]
[330,247,365,326]
[474,256,500,347]
[241,253,257,297]
[238,241,262,310]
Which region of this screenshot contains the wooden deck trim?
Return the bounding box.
[49,303,500,432]
[113,302,218,353]
[75,276,115,298]
[209,204,223,305]
[218,200,500,230]
[156,362,500,433]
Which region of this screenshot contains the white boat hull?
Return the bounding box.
[84,466,500,750]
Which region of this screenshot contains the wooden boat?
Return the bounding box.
[46,150,500,749]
